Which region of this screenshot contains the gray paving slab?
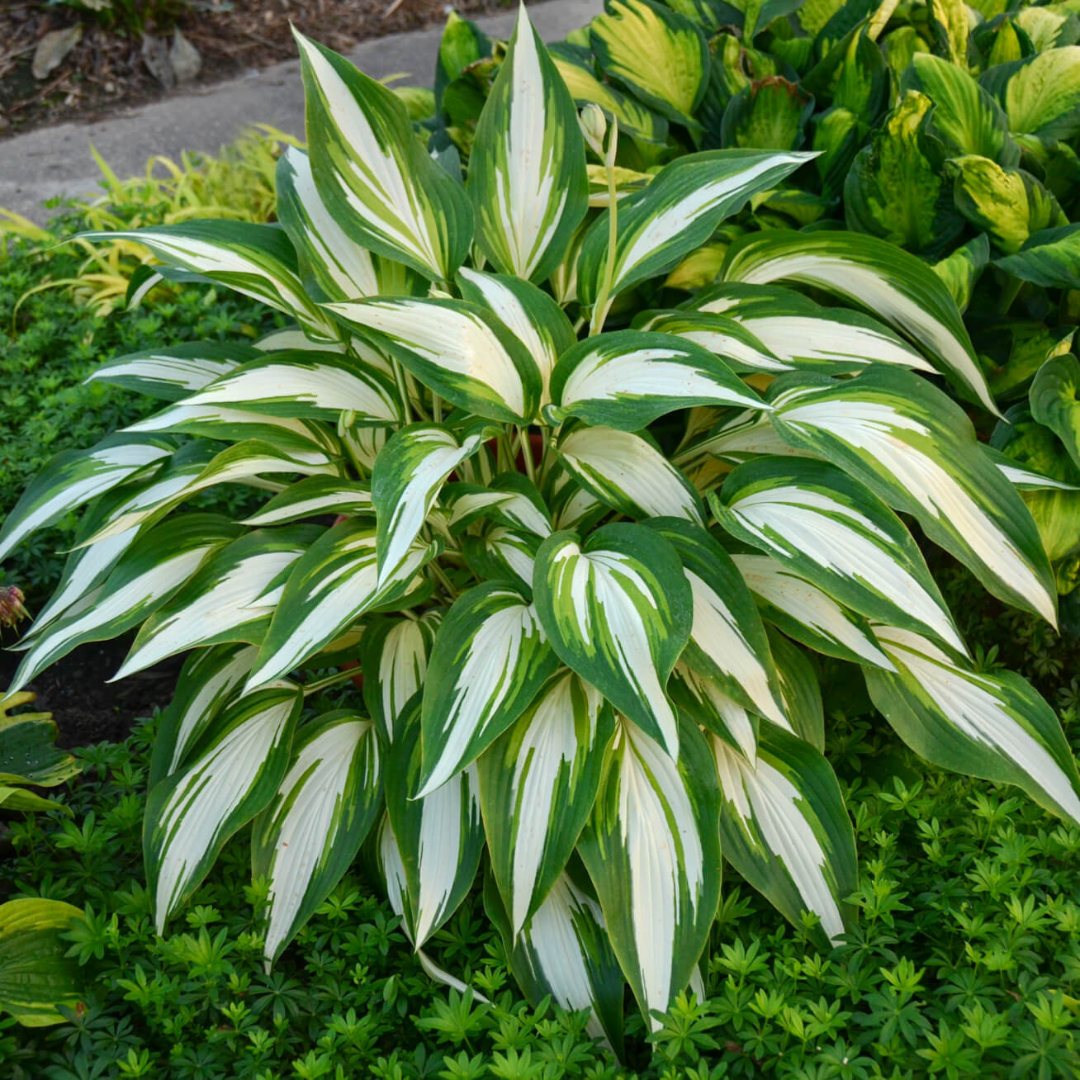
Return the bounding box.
[0,0,602,224]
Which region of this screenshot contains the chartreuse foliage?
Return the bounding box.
[3,1,1079,1055]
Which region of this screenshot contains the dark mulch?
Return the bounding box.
[1,0,512,139]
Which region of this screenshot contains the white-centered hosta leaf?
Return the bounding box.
[4,514,242,699]
[360,611,442,743]
[0,434,174,563]
[294,30,473,280]
[240,476,373,527]
[865,625,1080,827]
[767,368,1057,626]
[554,425,705,525]
[577,149,812,309]
[85,341,258,401]
[246,520,440,689]
[371,423,492,585]
[385,699,485,947]
[768,627,823,749]
[114,526,319,679]
[145,682,302,932]
[478,670,614,936]
[252,711,382,965]
[456,267,576,407]
[668,664,759,764]
[546,329,767,430]
[462,524,543,593]
[467,3,588,283]
[722,229,999,415]
[178,350,401,424]
[578,714,721,1030]
[712,723,857,951]
[444,472,552,537]
[714,457,966,655]
[533,524,692,757]
[632,311,788,374]
[644,517,788,728]
[732,553,895,670]
[418,583,558,797]
[324,296,542,423]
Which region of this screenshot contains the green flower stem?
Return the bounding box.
[302,668,362,698]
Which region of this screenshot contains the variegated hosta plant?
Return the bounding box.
[3,3,1080,1051]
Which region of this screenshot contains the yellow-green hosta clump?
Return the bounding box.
[2,4,1079,1053]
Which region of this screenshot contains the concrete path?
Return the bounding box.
[0,0,602,223]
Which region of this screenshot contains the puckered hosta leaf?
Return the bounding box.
[324,297,542,423]
[994,224,1080,291]
[714,457,966,655]
[177,350,401,425]
[768,627,823,749]
[633,311,788,373]
[533,524,692,757]
[467,4,588,283]
[721,229,999,415]
[479,670,614,936]
[732,553,895,670]
[252,712,382,965]
[669,663,759,764]
[578,715,722,1030]
[418,583,558,797]
[114,526,319,679]
[865,625,1080,826]
[245,521,440,689]
[78,221,329,335]
[578,150,811,309]
[767,368,1058,625]
[645,517,787,728]
[4,515,241,699]
[0,434,173,563]
[240,476,373,527]
[372,423,492,585]
[456,267,576,407]
[145,682,301,931]
[546,330,766,430]
[385,699,485,946]
[589,0,709,126]
[1031,354,1080,473]
[148,644,259,788]
[361,612,442,743]
[554,425,705,525]
[462,525,542,593]
[444,472,552,537]
[294,30,473,281]
[484,867,625,1053]
[85,342,258,400]
[711,723,857,950]
[995,46,1080,143]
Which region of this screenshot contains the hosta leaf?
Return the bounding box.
[578,715,722,1029]
[1031,354,1080,472]
[996,45,1080,142]
[148,643,259,788]
[866,625,1080,826]
[479,670,614,935]
[933,234,990,313]
[711,723,857,950]
[995,223,1080,291]
[768,627,824,749]
[294,30,473,280]
[5,514,242,698]
[444,472,552,537]
[633,311,788,373]
[372,423,492,585]
[590,0,709,126]
[720,76,814,151]
[85,341,258,401]
[554,425,705,525]
[714,457,965,654]
[246,521,440,689]
[0,434,173,562]
[767,368,1058,625]
[0,696,79,788]
[732,553,895,669]
[722,230,998,415]
[467,4,588,282]
[145,682,302,931]
[418,583,558,797]
[385,699,485,946]
[252,712,382,965]
[533,524,692,757]
[578,150,811,310]
[178,351,401,424]
[484,867,625,1052]
[644,518,788,728]
[361,612,442,743]
[462,525,543,592]
[325,297,542,423]
[546,330,766,430]
[240,476,373,527]
[115,526,319,679]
